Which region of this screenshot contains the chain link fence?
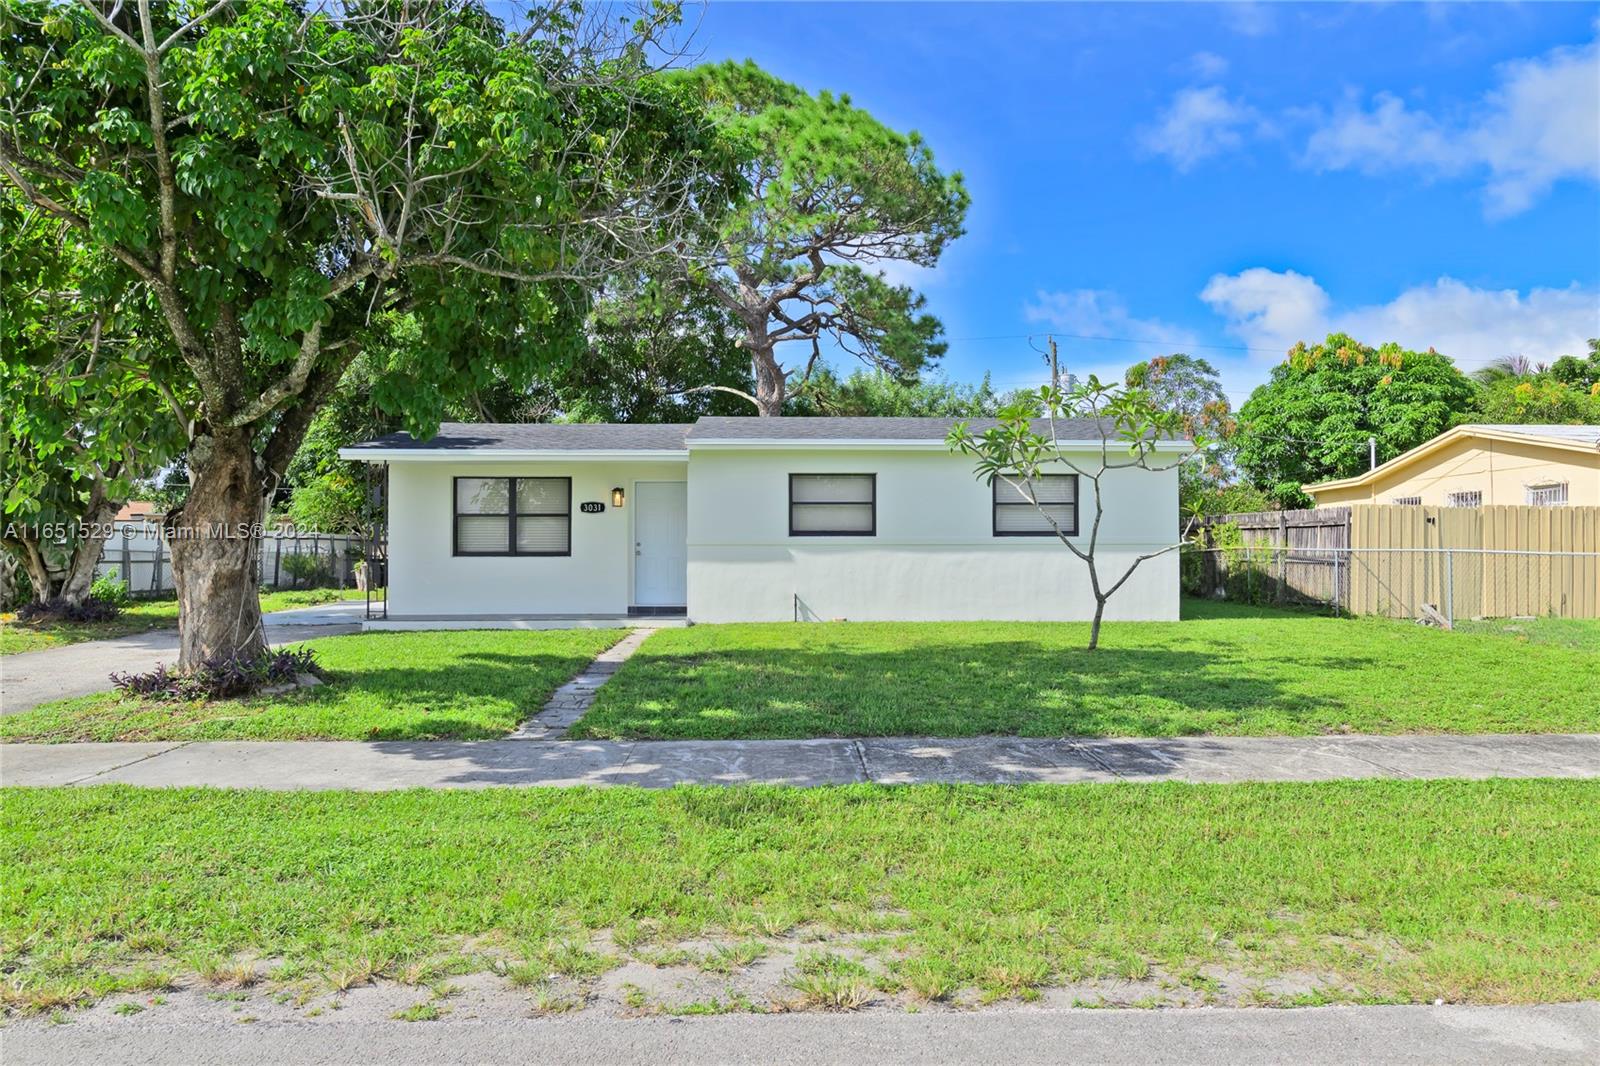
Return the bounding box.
[1184,544,1600,626]
[96,523,365,596]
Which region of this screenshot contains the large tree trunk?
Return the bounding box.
[5,493,120,606]
[56,502,116,603]
[168,428,269,667]
[750,344,785,416]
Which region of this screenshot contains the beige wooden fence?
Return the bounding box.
[1192,504,1600,619]
[1346,505,1599,619]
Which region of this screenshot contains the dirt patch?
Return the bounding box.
[11,928,1378,1024]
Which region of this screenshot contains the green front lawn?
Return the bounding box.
[0,588,369,656]
[0,598,180,655]
[3,780,1596,1011]
[1453,614,1600,651]
[574,600,1600,740]
[0,630,623,742]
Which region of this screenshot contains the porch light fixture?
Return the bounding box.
[611,486,625,508]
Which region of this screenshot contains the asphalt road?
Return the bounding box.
[4,1003,1597,1066]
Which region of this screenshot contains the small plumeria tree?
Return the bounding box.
[949,373,1204,651]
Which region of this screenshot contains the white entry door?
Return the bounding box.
[633,481,688,606]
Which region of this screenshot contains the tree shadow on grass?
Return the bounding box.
[268,651,596,741]
[575,642,1361,741]
[0,651,601,743]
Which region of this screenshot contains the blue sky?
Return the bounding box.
[688,1,1600,405]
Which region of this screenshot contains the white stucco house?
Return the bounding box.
[339,416,1186,626]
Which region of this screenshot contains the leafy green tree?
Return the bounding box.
[1,1,721,664]
[1470,339,1600,425]
[1235,334,1477,507]
[554,279,755,423]
[1,194,186,606]
[788,367,1000,417]
[1125,353,1242,516]
[671,60,969,415]
[1475,376,1600,424]
[949,370,1200,651]
[1547,339,1600,390]
[1125,354,1231,434]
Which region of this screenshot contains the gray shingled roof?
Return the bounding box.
[345,415,1163,453]
[1472,424,1600,445]
[685,416,1123,441]
[344,422,693,452]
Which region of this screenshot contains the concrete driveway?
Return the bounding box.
[0,602,364,715]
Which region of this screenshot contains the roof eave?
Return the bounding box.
[336,447,689,462]
[685,438,1193,451]
[1303,424,1600,496]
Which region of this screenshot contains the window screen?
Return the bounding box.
[453,477,570,556]
[993,474,1078,536]
[789,474,875,536]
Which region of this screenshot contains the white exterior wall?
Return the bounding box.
[686,448,1180,623]
[386,459,687,616]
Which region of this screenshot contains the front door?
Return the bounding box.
[633,481,688,607]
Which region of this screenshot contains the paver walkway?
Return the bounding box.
[4,732,1597,790]
[509,628,657,739]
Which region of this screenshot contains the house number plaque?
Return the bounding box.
[579,502,606,514]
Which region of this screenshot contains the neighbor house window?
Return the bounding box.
[789,474,875,536]
[453,476,571,556]
[1392,495,1422,507]
[1526,482,1568,507]
[993,474,1078,536]
[1445,490,1482,508]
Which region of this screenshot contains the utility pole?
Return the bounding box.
[1369,436,1377,471]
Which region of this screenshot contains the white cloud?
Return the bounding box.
[1186,51,1229,79]
[1222,2,1276,38]
[1201,268,1600,371]
[1199,269,1330,356]
[1024,289,1199,352]
[1136,86,1258,171]
[1302,37,1600,216]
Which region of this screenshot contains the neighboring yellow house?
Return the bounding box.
[1303,424,1600,508]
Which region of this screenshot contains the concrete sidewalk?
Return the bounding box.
[4,732,1597,790]
[5,1003,1597,1066]
[0,603,364,715]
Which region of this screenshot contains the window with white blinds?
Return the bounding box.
[993,474,1078,536]
[453,477,570,556]
[789,474,875,536]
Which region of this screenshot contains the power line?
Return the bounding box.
[941,331,1286,355]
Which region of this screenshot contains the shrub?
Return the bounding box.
[91,573,132,607]
[111,647,320,701]
[16,596,121,624]
[279,551,331,588]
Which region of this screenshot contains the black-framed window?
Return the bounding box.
[453,476,571,556]
[993,474,1078,536]
[789,473,876,536]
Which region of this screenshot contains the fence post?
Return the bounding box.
[1445,550,1454,628]
[120,530,131,586]
[1276,512,1288,604]
[1332,551,1341,616]
[151,531,164,593]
